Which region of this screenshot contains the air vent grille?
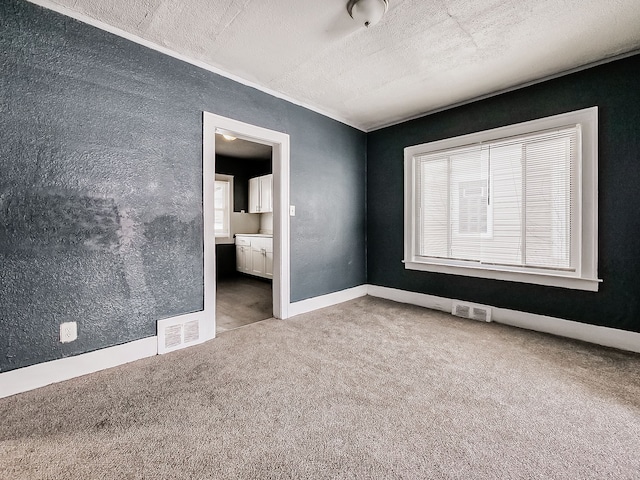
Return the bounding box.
[164,324,183,349]
[157,315,203,354]
[472,307,489,322]
[452,302,492,322]
[184,320,199,343]
[453,304,471,318]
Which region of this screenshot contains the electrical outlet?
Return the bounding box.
[60,322,77,343]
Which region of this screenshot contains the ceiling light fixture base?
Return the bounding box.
[347,0,389,28]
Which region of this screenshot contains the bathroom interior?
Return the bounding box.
[214,133,274,333]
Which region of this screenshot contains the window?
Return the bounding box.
[214,174,233,240]
[404,107,600,291]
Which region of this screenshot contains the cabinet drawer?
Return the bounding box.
[235,236,251,246]
[250,237,273,252]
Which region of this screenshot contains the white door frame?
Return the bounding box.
[202,112,291,339]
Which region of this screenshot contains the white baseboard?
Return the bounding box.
[367,285,454,313]
[289,285,369,317]
[0,337,157,399]
[491,307,640,353]
[367,285,640,354]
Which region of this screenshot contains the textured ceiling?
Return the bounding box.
[34,0,640,131]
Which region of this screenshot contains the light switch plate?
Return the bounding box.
[289,205,296,216]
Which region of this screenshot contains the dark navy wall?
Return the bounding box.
[215,155,271,213]
[0,0,366,372]
[216,244,237,280]
[367,54,640,333]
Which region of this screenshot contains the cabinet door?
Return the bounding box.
[236,245,251,273]
[248,177,260,213]
[264,250,273,278]
[251,246,266,276]
[260,174,273,213]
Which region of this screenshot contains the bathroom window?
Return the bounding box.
[214,174,233,239]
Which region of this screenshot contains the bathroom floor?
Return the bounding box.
[215,275,273,333]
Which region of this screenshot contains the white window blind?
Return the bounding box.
[404,107,599,291]
[416,127,577,271]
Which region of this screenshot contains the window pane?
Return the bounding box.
[215,181,227,205]
[458,179,488,234]
[449,147,485,261]
[524,135,573,268]
[418,157,449,258]
[214,180,230,236]
[214,209,224,230]
[481,143,523,266]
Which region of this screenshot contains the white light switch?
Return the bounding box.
[289,205,296,216]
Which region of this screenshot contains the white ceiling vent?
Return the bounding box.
[452,301,492,323]
[157,314,203,354]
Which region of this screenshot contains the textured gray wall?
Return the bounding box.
[0,0,366,372]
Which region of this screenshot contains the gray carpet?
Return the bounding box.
[1,296,639,479]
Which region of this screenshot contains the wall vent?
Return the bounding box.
[157,314,203,354]
[164,324,183,349]
[452,301,492,322]
[183,320,200,344]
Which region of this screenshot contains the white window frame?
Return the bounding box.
[404,107,601,291]
[214,174,233,242]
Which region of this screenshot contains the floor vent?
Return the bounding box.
[157,315,202,354]
[452,302,492,322]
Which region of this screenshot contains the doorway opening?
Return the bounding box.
[202,113,290,340]
[215,136,273,332]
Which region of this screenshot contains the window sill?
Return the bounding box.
[403,259,601,292]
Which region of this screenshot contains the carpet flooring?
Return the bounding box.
[1,296,639,479]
